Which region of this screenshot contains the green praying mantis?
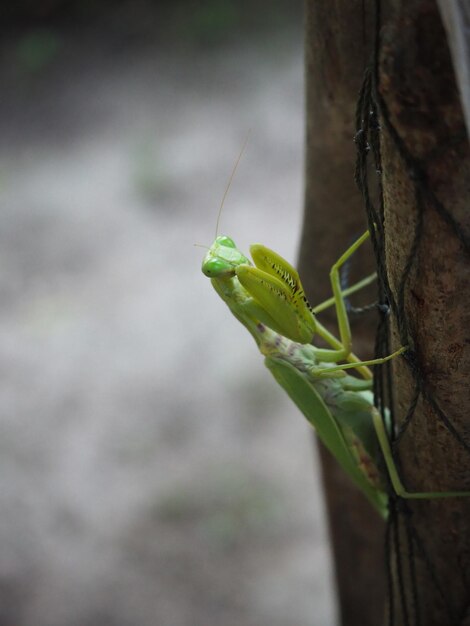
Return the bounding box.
[201,155,470,519]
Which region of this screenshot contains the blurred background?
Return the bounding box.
[0,2,336,624]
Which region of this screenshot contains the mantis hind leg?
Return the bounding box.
[372,407,470,499]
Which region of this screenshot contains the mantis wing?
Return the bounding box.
[264,356,388,518]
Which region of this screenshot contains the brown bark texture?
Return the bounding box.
[377,1,470,625]
[301,2,387,626]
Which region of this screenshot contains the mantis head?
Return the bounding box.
[201,235,251,278]
[202,236,317,345]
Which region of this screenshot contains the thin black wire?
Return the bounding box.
[385,514,395,626]
[404,508,421,626]
[393,503,411,626]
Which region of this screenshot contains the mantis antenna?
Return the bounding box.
[215,131,251,238]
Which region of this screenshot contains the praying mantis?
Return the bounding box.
[201,152,470,519]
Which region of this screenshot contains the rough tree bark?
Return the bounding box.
[301,1,470,625]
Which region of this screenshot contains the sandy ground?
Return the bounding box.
[0,19,336,626]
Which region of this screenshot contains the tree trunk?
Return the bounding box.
[301,2,386,625]
[302,1,470,625]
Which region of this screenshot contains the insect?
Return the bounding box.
[201,144,470,518]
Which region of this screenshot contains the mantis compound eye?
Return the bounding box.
[215,235,236,248]
[201,256,232,277]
